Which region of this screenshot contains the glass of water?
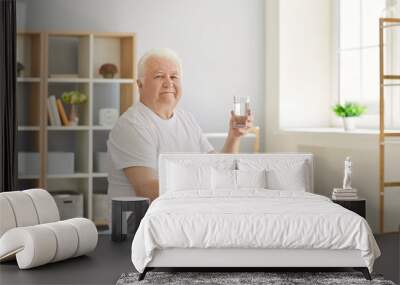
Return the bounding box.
[233,96,250,128]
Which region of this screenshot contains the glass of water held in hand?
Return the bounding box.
[233,96,250,128]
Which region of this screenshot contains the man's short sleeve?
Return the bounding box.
[107,119,157,170]
[199,133,214,153]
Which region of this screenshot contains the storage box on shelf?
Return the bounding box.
[47,130,89,179]
[16,31,136,226]
[47,178,89,218]
[50,191,84,220]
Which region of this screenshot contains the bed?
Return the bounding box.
[131,153,380,280]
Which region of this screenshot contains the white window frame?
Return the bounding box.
[332,0,399,129]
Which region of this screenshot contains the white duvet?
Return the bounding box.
[131,190,380,273]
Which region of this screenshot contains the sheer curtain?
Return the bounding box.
[0,0,17,192]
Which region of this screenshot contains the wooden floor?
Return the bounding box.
[0,233,398,285]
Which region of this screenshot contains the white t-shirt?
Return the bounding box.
[107,101,214,197]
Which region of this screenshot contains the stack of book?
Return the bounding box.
[47,95,69,126]
[332,188,358,200]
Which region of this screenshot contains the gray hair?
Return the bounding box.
[137,48,183,79]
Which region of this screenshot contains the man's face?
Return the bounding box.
[138,57,182,116]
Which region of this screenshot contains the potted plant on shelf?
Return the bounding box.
[61,91,88,126]
[332,102,366,131]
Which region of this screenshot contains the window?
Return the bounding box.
[336,0,392,128]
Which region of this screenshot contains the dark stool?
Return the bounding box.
[112,197,150,242]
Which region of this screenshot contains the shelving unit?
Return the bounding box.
[379,18,400,233]
[16,32,136,227]
[16,32,46,190]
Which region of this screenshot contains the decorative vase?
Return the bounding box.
[343,117,356,131]
[69,104,79,126]
[99,63,118,79]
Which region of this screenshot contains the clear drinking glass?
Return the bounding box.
[233,96,250,128]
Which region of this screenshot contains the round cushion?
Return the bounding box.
[63,218,98,257]
[0,196,16,237]
[0,226,57,269]
[23,189,60,223]
[42,221,79,262]
[1,192,39,227]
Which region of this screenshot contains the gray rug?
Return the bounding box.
[116,271,396,285]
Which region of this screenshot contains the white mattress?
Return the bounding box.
[131,190,380,273]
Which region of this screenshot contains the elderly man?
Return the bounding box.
[107,48,252,202]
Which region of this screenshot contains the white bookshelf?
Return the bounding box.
[17,32,136,226]
[92,173,108,178]
[48,78,91,83]
[17,77,41,83]
[47,173,91,179]
[47,126,91,131]
[92,126,113,130]
[18,174,40,180]
[18,126,41,131]
[92,78,135,84]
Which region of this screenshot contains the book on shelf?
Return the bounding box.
[332,188,358,200]
[48,95,62,126]
[332,195,359,200]
[333,188,358,194]
[56,99,69,126]
[332,193,359,197]
[47,99,56,126]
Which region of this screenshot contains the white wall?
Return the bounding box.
[279,0,332,128]
[17,0,265,151]
[266,0,400,233]
[16,1,27,28]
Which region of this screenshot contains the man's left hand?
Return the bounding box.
[228,109,253,139]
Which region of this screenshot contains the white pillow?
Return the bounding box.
[212,169,267,190]
[212,169,236,190]
[266,161,308,191]
[166,162,213,191]
[237,169,267,189]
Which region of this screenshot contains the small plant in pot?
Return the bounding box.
[61,91,88,126]
[332,102,366,131]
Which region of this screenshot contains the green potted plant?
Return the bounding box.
[61,91,88,126]
[332,102,366,131]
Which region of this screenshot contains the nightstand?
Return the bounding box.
[111,197,150,242]
[332,198,366,218]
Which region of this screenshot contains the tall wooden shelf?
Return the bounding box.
[379,18,400,233]
[16,32,46,190]
[16,32,136,226]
